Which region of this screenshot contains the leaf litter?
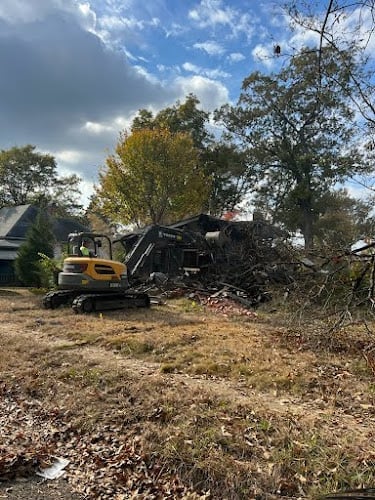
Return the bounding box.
[0,292,375,499]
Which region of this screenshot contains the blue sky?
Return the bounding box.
[0,0,334,204]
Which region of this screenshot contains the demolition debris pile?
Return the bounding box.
[121,215,375,323]
[201,220,293,300]
[119,214,296,311]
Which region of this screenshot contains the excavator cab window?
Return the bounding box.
[67,233,114,259]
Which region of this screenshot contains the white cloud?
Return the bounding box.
[76,2,97,31]
[284,4,375,56]
[228,52,246,63]
[182,62,201,73]
[288,23,320,50]
[82,115,136,137]
[231,12,258,41]
[0,0,56,23]
[79,179,96,205]
[182,62,230,79]
[98,14,145,32]
[194,41,225,56]
[164,22,187,38]
[174,75,229,111]
[82,122,115,135]
[133,65,161,84]
[206,68,230,79]
[251,44,276,68]
[188,0,257,41]
[113,116,134,130]
[330,7,375,54]
[54,149,88,165]
[0,0,96,30]
[188,0,236,28]
[54,151,98,205]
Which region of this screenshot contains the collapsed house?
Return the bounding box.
[116,214,291,304]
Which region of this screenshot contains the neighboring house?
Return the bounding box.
[0,205,88,285]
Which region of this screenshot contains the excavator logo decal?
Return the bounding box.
[158,230,183,241]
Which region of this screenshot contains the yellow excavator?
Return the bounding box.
[42,232,150,314]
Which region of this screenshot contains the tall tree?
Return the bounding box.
[200,142,252,215]
[215,47,370,248]
[131,95,251,216]
[283,1,375,222]
[0,144,83,215]
[0,145,55,206]
[95,128,209,226]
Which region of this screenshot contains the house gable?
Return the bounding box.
[0,205,39,239]
[0,204,89,259]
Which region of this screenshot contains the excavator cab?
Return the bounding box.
[67,233,108,259]
[58,232,129,291]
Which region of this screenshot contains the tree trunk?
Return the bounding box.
[302,207,314,250]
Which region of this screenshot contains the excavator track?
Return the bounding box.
[42,290,79,309]
[71,292,150,314]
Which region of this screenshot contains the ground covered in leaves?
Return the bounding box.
[0,289,374,499]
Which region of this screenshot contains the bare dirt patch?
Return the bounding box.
[0,292,374,499]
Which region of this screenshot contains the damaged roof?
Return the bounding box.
[168,213,229,233]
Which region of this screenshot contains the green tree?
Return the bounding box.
[84,199,116,235]
[42,174,84,217]
[95,128,209,226]
[215,47,370,248]
[0,145,83,215]
[132,95,252,216]
[312,189,375,249]
[14,210,55,287]
[132,94,212,149]
[200,142,252,215]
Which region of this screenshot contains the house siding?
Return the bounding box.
[0,261,18,285]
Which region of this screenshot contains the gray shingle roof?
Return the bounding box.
[0,205,89,255]
[0,205,39,239]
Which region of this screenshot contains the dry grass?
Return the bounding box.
[0,292,375,499]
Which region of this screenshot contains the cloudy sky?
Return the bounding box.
[0,0,329,204]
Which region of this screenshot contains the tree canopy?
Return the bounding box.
[131,93,212,149]
[313,189,375,249]
[0,144,83,215]
[286,0,375,128]
[215,47,370,248]
[94,128,209,226]
[200,142,252,215]
[131,95,252,216]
